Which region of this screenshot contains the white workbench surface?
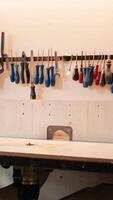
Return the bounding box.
[0,137,112,163]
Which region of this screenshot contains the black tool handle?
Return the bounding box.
[10,63,15,82]
[45,67,50,87]
[30,84,36,99]
[50,66,55,86]
[20,63,25,84]
[25,63,30,83]
[39,64,44,84]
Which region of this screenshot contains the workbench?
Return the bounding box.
[0,137,113,173]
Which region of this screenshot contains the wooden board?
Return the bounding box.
[0,137,113,164]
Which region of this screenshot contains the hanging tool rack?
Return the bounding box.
[1,32,113,99]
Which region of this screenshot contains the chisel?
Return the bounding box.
[14,52,20,84]
[34,50,39,85]
[30,50,36,99]
[10,49,15,82]
[79,51,83,83]
[72,54,79,81]
[39,50,44,84]
[50,48,55,86]
[45,49,50,87]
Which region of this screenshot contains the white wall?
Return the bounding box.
[1,0,113,55]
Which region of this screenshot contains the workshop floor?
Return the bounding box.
[60,183,113,200]
[0,183,113,200]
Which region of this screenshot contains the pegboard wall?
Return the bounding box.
[0,60,112,142]
[0,99,113,143]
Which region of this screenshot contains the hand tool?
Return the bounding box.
[72,54,79,81]
[10,49,15,82]
[14,52,20,84]
[83,52,89,88]
[54,51,60,78]
[5,54,9,70]
[93,54,100,79]
[25,62,30,84]
[100,54,106,87]
[105,56,112,84]
[39,50,44,84]
[20,52,25,84]
[95,54,102,85]
[30,50,36,99]
[110,73,113,93]
[34,50,39,85]
[88,53,94,86]
[45,49,50,87]
[66,54,73,76]
[0,32,5,73]
[50,48,55,86]
[79,51,83,83]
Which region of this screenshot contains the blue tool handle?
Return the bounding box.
[10,63,15,82]
[83,67,89,88]
[45,67,50,87]
[14,64,20,84]
[20,62,25,84]
[50,66,55,86]
[25,63,30,84]
[34,65,39,85]
[39,64,44,84]
[89,66,94,86]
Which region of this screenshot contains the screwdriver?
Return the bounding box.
[100,54,106,87]
[39,50,44,84]
[79,51,83,83]
[50,48,55,86]
[34,50,39,85]
[95,54,102,86]
[105,56,112,84]
[10,49,15,82]
[14,52,20,84]
[54,51,60,78]
[72,54,79,81]
[25,61,30,84]
[30,50,36,99]
[93,54,100,79]
[20,52,25,84]
[45,49,50,87]
[83,52,89,88]
[89,53,95,86]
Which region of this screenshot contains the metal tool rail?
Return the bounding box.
[1,54,113,63]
